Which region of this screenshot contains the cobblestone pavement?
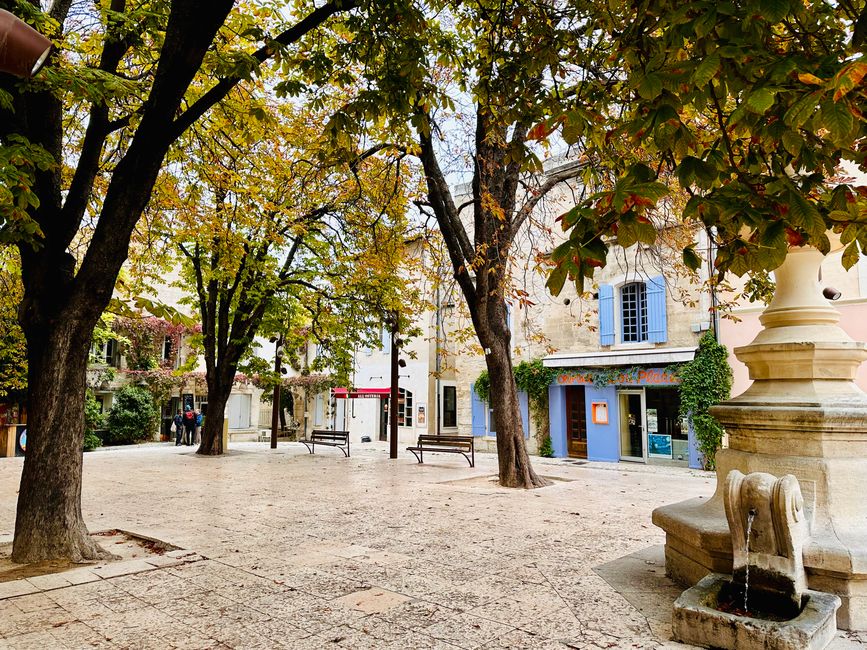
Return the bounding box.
[0,442,863,649]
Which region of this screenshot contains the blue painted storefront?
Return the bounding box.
[548,367,701,469]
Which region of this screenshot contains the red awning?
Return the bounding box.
[331,387,391,399]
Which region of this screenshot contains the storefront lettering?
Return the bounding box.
[557,369,680,386]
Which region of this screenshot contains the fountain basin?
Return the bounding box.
[673,573,841,650]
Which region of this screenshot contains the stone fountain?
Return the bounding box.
[672,469,841,649]
[653,239,867,630]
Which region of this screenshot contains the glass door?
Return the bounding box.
[618,390,646,462]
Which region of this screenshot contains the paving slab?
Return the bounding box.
[0,441,859,648]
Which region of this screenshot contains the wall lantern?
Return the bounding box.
[0,10,52,78]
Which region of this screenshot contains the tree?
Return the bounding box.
[1,0,359,563]
[0,248,26,401]
[550,0,867,286]
[334,0,589,487]
[164,92,413,456]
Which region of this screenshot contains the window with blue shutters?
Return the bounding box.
[601,277,668,345]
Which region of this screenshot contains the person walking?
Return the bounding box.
[183,408,196,446]
[173,410,184,446]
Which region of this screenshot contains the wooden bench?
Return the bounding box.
[408,434,474,467]
[299,430,350,457]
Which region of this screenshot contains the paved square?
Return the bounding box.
[0,443,864,649]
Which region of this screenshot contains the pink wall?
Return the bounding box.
[720,302,867,397]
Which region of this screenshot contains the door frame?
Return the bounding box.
[564,385,588,459]
[618,389,647,462]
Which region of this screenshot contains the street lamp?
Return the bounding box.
[0,10,52,78]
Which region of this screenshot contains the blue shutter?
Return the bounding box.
[470,384,486,437]
[647,275,668,343]
[599,285,614,346]
[519,391,530,439]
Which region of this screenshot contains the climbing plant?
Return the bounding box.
[677,332,733,470]
[514,360,556,456]
[473,371,491,403]
[475,360,556,455]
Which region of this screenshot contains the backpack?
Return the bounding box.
[184,411,195,423]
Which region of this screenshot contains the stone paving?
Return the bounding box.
[0,442,864,649]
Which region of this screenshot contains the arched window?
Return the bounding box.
[621,282,648,343]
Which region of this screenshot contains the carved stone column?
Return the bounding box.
[653,242,867,629]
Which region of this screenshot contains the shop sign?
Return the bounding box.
[556,368,680,386]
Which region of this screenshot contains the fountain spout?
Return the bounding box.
[724,470,809,618]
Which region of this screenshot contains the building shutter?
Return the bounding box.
[519,391,530,439]
[599,285,615,346]
[470,384,486,437]
[647,275,668,343]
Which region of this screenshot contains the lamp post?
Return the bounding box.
[0,10,52,78]
[389,316,399,459]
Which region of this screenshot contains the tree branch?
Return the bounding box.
[168,0,357,142]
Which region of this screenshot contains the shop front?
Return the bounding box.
[545,348,701,469]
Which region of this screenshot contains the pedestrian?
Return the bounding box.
[173,410,183,446]
[194,409,203,444]
[183,408,196,446]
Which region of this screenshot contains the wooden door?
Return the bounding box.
[565,386,587,458]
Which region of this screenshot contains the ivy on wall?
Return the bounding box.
[473,360,556,456]
[677,332,732,470]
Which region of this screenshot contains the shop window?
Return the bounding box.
[398,388,413,427]
[621,282,648,343]
[645,387,687,462]
[442,385,457,428]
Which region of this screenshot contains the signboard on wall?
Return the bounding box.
[556,368,680,386]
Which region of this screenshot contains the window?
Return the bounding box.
[162,336,172,362]
[621,282,648,343]
[398,388,413,427]
[599,276,667,346]
[442,386,457,428]
[91,339,116,365]
[488,407,498,436]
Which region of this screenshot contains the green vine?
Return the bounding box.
[677,332,732,470]
[473,360,556,455]
[473,370,490,402]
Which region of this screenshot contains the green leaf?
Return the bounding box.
[820,100,854,143]
[783,91,820,128]
[842,242,860,270]
[746,88,776,114]
[758,0,791,22]
[781,131,803,156]
[636,73,663,100]
[683,246,702,271]
[692,53,721,87]
[546,264,567,296]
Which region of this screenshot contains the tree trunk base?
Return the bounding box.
[12,523,118,564]
[498,470,552,489]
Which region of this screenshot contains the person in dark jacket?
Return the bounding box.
[173,410,184,446]
[183,408,196,446]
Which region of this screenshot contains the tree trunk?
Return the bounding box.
[477,313,550,489]
[12,316,115,563]
[197,377,232,456]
